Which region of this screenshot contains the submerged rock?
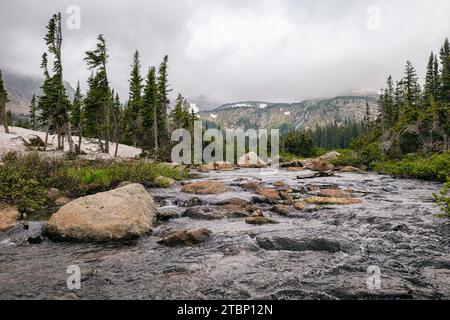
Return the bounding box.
[0,205,21,232]
[257,236,344,253]
[44,184,157,242]
[183,207,224,220]
[245,216,278,225]
[304,196,361,205]
[157,228,212,247]
[157,208,180,221]
[181,180,230,194]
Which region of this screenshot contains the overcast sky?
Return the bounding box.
[1,0,449,107]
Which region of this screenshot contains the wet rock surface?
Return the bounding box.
[0,169,449,299]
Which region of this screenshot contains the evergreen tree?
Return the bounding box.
[128,50,143,147]
[71,82,83,152]
[157,55,170,147]
[439,38,450,102]
[29,94,37,130]
[38,53,57,149]
[0,70,10,133]
[84,34,112,153]
[170,94,187,129]
[401,61,421,120]
[44,13,74,152]
[112,91,122,157]
[142,66,159,156]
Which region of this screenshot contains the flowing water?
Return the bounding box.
[0,169,449,299]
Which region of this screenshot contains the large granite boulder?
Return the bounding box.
[44,184,157,242]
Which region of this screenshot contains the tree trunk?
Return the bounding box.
[153,110,158,162]
[44,128,49,151]
[78,124,82,154]
[1,106,10,134]
[66,123,74,153]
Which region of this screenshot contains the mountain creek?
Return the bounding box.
[0,168,449,299]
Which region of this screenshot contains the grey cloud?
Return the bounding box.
[1,0,449,107]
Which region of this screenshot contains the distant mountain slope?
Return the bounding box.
[198,95,379,130]
[2,69,76,115]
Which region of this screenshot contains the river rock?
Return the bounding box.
[157,228,212,247]
[44,184,157,242]
[0,205,21,232]
[318,188,351,198]
[273,181,287,187]
[216,198,250,208]
[54,197,73,206]
[241,181,262,190]
[256,236,344,253]
[304,196,361,205]
[271,204,295,216]
[280,160,304,168]
[286,167,304,172]
[181,180,230,194]
[256,188,281,202]
[340,166,364,173]
[297,172,320,179]
[293,201,306,210]
[245,216,278,225]
[237,152,267,168]
[183,207,224,220]
[302,159,334,172]
[214,161,235,171]
[157,208,180,221]
[46,188,61,201]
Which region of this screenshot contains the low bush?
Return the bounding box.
[374,152,450,182]
[0,151,188,211]
[433,180,450,217]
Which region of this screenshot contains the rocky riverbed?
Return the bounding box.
[0,168,449,299]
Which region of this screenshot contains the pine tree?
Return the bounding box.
[112,91,121,157]
[402,61,421,120]
[157,55,170,147]
[84,34,112,153]
[71,82,83,152]
[0,70,10,133]
[44,13,74,152]
[142,66,159,157]
[424,52,439,105]
[170,94,186,129]
[439,38,450,102]
[28,94,37,130]
[128,50,143,147]
[38,53,56,149]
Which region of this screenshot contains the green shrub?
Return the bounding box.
[0,151,64,210]
[374,152,450,182]
[433,180,450,217]
[0,152,188,210]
